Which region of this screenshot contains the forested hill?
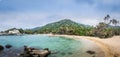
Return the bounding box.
[32,19,93,35]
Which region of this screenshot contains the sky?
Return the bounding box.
[0,0,120,31]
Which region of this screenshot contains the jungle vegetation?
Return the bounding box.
[24,15,120,38]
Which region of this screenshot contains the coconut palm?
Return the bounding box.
[104,14,110,23]
[109,19,119,35]
[110,19,119,26]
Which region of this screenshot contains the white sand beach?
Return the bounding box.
[48,34,120,57]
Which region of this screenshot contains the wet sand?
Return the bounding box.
[48,34,120,57]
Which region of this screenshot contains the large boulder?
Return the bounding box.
[0,45,4,51]
[5,44,12,49]
[19,46,51,57]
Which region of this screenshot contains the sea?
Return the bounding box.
[0,34,99,57]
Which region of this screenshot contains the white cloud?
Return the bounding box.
[0,0,120,31]
[0,12,51,29]
[76,18,99,26]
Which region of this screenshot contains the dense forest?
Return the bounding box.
[32,19,93,35]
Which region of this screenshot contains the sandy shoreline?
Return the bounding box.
[48,34,120,57]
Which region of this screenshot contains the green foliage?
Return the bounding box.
[33,19,92,36]
[24,29,34,34]
[29,18,119,38]
[91,15,120,38]
[96,28,113,38]
[18,28,24,34]
[112,27,120,35]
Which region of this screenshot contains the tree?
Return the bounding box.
[92,15,119,38]
[24,29,34,34]
[104,14,110,23]
[110,19,119,26]
[18,28,24,34]
[109,19,119,35]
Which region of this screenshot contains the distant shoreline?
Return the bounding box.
[47,34,120,57]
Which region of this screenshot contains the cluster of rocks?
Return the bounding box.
[0,44,12,51]
[18,46,51,57]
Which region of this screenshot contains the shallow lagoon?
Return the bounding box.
[0,35,90,57]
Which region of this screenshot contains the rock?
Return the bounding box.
[0,45,4,51]
[86,50,95,55]
[32,55,39,57]
[61,52,66,55]
[5,44,12,49]
[44,48,51,57]
[44,48,49,50]
[18,46,51,57]
[68,52,73,55]
[114,54,118,57]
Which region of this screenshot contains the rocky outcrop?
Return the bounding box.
[5,44,12,49]
[0,45,4,51]
[18,46,51,57]
[0,28,21,36]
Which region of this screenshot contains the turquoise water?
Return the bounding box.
[0,35,84,57]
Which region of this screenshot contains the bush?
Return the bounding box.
[113,28,120,35]
[90,22,114,38]
[97,28,114,38]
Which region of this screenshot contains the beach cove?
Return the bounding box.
[0,34,97,57]
[0,34,120,57]
[49,34,120,57]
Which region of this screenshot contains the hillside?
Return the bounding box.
[32,19,93,35]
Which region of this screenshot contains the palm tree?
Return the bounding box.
[104,14,110,23]
[109,19,119,35]
[110,19,119,26]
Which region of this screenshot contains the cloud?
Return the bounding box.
[0,0,120,31]
[0,12,49,27]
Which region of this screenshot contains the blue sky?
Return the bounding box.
[0,0,120,31]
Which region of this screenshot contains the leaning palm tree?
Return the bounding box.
[104,14,110,23]
[110,19,119,26]
[109,19,119,35]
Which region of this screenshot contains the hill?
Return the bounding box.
[31,27,41,31]
[32,19,93,35]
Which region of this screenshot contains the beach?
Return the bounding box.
[48,34,120,57]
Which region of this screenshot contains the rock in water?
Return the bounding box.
[86,50,95,55]
[5,44,12,49]
[18,46,51,57]
[0,45,4,51]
